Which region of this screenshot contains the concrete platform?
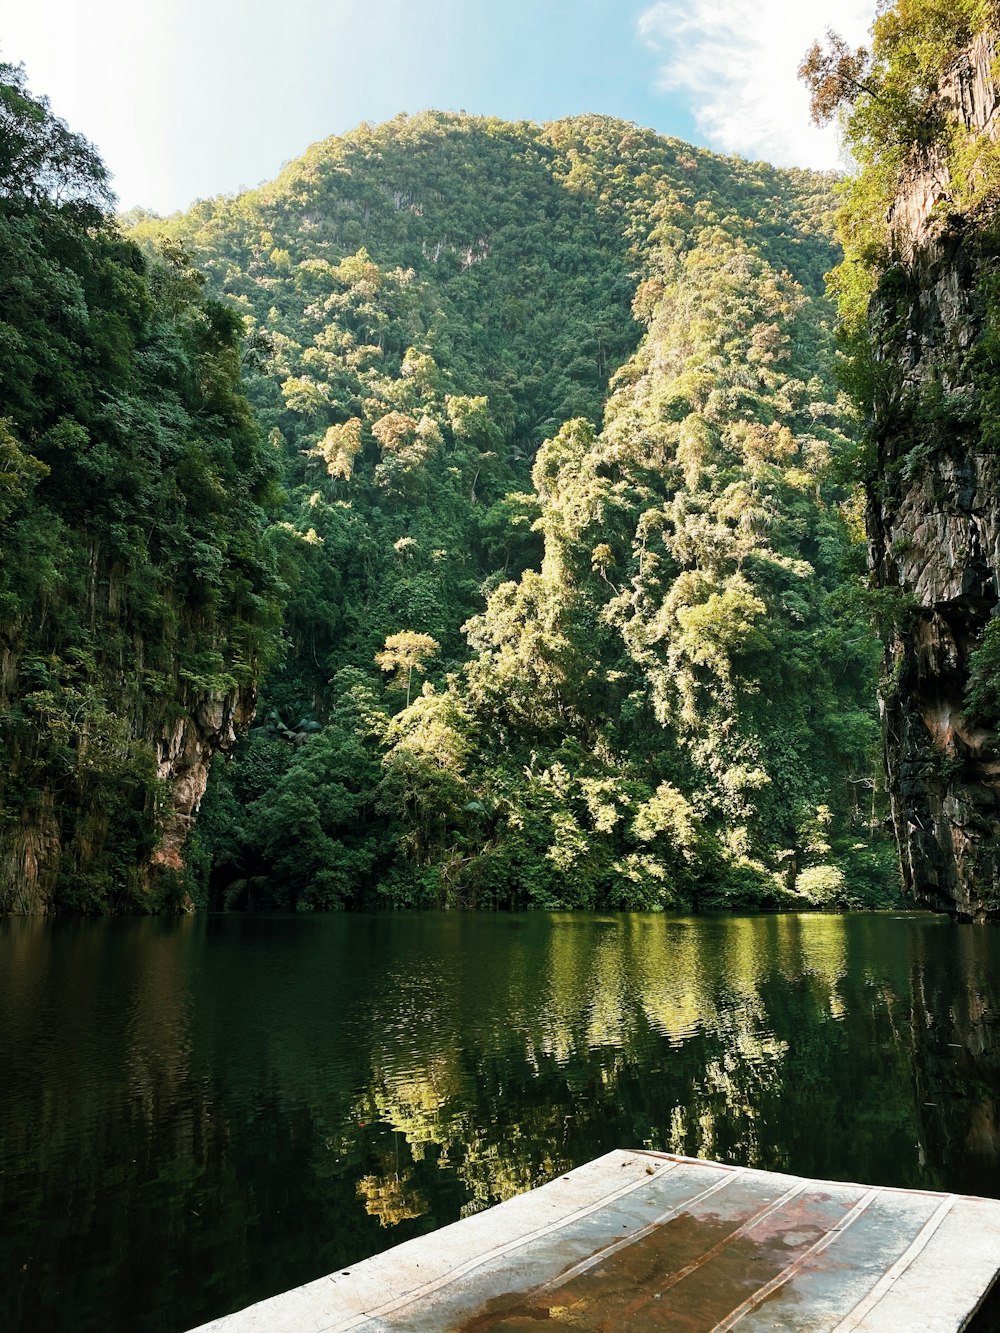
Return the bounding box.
[190,1150,1000,1331]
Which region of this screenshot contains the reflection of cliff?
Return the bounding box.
[0,918,199,1165]
[0,918,240,1332]
[909,926,1000,1192]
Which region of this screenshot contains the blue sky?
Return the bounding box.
[5,0,873,215]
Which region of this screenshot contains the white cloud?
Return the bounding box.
[637,0,873,169]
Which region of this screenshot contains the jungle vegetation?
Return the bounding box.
[1,64,899,912]
[131,111,896,911]
[0,63,280,908]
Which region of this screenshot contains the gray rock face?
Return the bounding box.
[150,689,255,887]
[869,35,1000,919]
[0,678,254,915]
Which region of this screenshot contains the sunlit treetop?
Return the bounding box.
[801,0,997,159]
[799,31,875,129]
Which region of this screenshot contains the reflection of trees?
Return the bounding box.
[3,912,1000,1333]
[358,1169,427,1226]
[345,914,856,1200]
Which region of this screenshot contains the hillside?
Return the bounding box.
[131,111,894,910]
[0,64,279,911]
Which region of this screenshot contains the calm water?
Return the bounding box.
[2,911,1000,1332]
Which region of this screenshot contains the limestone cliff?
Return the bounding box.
[868,34,1000,919]
[0,601,255,915]
[150,689,256,882]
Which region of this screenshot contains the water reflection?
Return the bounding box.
[1,911,999,1332]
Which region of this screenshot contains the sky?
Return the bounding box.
[4,0,874,215]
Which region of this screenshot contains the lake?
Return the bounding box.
[2,911,999,1332]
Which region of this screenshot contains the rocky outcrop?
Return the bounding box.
[0,669,254,915]
[150,688,256,882]
[869,35,1000,919]
[0,795,61,915]
[0,552,258,914]
[0,66,275,915]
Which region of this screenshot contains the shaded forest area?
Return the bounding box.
[0,64,280,910]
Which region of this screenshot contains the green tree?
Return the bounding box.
[375,631,441,705]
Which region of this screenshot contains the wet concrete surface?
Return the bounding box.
[459,1183,872,1330]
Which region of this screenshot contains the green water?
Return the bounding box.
[2,911,999,1332]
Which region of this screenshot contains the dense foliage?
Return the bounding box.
[803,1,1000,331]
[0,64,280,909]
[135,111,896,911]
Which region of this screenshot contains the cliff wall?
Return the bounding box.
[0,577,256,914]
[869,34,1000,918]
[0,66,277,915]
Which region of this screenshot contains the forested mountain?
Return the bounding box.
[128,112,896,911]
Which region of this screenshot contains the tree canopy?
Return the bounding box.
[0,64,280,909]
[133,110,896,912]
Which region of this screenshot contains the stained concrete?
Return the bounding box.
[189,1150,1000,1331]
